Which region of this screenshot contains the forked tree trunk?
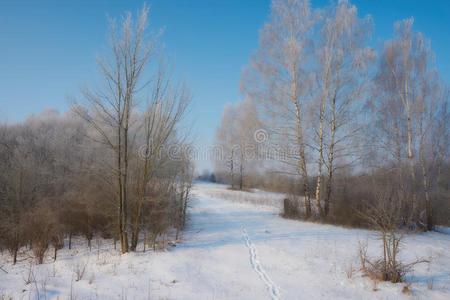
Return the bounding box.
[131,186,147,251]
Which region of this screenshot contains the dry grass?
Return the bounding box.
[358,239,429,284]
[200,186,284,208]
[402,283,412,295]
[73,260,88,281]
[345,262,355,279]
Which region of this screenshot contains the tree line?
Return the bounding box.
[0,6,193,264]
[215,0,449,230]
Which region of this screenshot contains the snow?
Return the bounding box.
[1,182,450,299]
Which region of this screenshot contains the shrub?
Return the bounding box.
[283,197,300,218]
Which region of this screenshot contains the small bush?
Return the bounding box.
[358,189,429,283]
[402,283,412,295]
[73,261,88,281]
[283,197,300,219]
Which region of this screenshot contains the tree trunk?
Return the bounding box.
[143,231,147,253]
[131,139,152,252]
[182,187,189,227]
[293,99,311,218]
[13,248,18,265]
[315,90,327,218]
[230,148,234,189]
[122,117,130,253]
[420,143,433,231]
[290,63,312,218]
[239,152,244,190]
[130,195,144,251]
[118,121,125,253]
[404,80,418,226]
[130,227,139,251]
[324,94,337,218]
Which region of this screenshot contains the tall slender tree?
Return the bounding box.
[75,6,156,253]
[242,0,315,217]
[313,0,373,218]
[372,18,450,229]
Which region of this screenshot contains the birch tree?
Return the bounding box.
[242,0,315,217]
[372,18,449,229]
[313,0,373,218]
[416,84,449,230]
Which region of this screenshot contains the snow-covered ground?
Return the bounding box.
[1,182,450,299]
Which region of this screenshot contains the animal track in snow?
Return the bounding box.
[242,228,281,300]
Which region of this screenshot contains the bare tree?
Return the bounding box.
[415,78,449,230]
[313,0,373,218]
[241,0,374,220]
[214,99,261,190]
[242,0,315,217]
[358,187,406,283]
[0,6,192,264]
[358,179,429,283]
[129,66,190,251]
[234,99,262,190]
[215,105,238,188]
[74,6,156,253]
[372,18,449,229]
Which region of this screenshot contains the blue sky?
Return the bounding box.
[1,0,449,171]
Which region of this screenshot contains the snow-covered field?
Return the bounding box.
[1,182,450,299]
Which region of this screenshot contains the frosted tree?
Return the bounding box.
[74,6,156,253]
[372,18,450,229]
[313,0,374,218]
[215,99,261,190]
[129,67,190,250]
[215,104,238,188]
[242,0,316,217]
[233,98,262,190]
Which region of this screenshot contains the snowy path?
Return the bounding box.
[169,183,450,299]
[1,182,450,299]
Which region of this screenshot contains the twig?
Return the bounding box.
[404,259,430,269]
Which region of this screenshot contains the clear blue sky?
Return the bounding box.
[1,0,449,171]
